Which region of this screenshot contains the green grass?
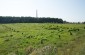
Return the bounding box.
[0,23,85,55]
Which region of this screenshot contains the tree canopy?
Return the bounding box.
[0,16,64,23]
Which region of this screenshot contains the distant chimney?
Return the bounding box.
[36,10,38,18]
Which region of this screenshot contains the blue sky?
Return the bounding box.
[0,0,85,22]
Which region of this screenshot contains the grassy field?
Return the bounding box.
[0,23,85,55]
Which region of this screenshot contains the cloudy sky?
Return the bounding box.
[0,0,85,22]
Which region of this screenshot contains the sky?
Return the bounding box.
[0,0,85,22]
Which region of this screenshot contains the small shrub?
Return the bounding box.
[27,35,34,38]
[22,33,23,34]
[59,35,61,39]
[64,42,68,44]
[40,38,47,44]
[10,35,13,37]
[51,31,55,33]
[84,27,85,29]
[40,33,43,35]
[5,39,10,41]
[67,28,69,29]
[54,43,56,45]
[41,39,44,44]
[68,30,71,32]
[77,29,79,31]
[70,32,72,35]
[26,42,28,43]
[13,30,15,32]
[17,31,19,32]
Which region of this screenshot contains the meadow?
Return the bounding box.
[0,23,85,55]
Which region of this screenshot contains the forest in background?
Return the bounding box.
[0,16,64,23]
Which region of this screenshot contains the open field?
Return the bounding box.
[0,23,85,55]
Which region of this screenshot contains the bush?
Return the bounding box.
[70,32,72,35]
[84,27,85,29]
[5,39,10,41]
[40,38,48,44]
[59,35,61,39]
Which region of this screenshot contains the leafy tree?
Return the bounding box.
[0,16,64,23]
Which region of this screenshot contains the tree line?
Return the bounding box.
[0,16,64,23]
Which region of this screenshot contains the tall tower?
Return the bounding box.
[36,10,38,18]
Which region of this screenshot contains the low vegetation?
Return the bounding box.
[0,23,85,55]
